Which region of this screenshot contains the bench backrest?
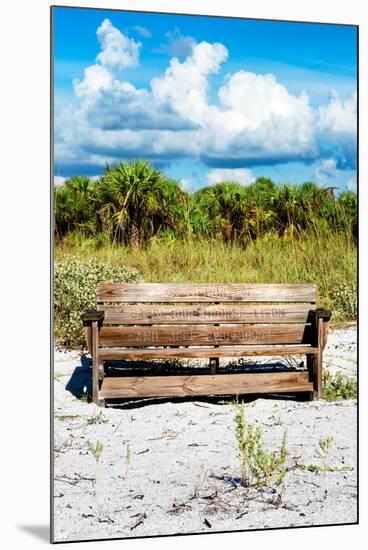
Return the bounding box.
[96,283,317,348]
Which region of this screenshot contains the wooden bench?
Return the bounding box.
[81,283,331,407]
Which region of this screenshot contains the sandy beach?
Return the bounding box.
[53,325,357,542]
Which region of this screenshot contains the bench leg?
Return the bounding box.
[297,389,316,402]
[307,352,322,399]
[209,357,219,374]
[96,363,105,408]
[91,320,105,407]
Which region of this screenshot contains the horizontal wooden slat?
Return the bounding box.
[99,345,318,360]
[97,283,316,303]
[99,372,313,399]
[99,303,313,325]
[99,324,311,347]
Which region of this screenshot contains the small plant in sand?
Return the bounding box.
[125,444,132,478]
[296,436,353,472]
[87,440,104,496]
[234,401,287,487]
[88,440,104,462]
[87,411,108,425]
[323,370,357,401]
[316,437,334,469]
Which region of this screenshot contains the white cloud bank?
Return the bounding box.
[314,158,338,185]
[207,168,256,186]
[55,19,357,177]
[317,90,356,135]
[317,89,357,169]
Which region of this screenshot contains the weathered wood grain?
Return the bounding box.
[98,345,318,360]
[97,283,316,303]
[99,372,313,399]
[84,281,329,405]
[84,325,92,355]
[316,317,323,397]
[98,303,313,325]
[99,324,311,347]
[81,310,105,322]
[91,321,99,404]
[209,357,219,374]
[322,321,330,351]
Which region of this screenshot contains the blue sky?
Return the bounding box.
[53,7,357,192]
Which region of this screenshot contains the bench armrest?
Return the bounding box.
[81,310,104,356]
[81,310,105,323]
[315,308,332,321]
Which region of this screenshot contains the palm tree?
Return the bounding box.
[54,176,97,239]
[96,160,183,245]
[195,182,248,241]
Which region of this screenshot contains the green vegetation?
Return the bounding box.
[87,440,104,463]
[316,436,334,469]
[55,161,357,244]
[296,436,353,472]
[297,463,353,472]
[54,258,140,348]
[234,401,287,487]
[87,440,104,497]
[54,160,357,337]
[86,411,108,425]
[322,370,357,400]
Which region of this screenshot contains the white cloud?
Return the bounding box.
[133,25,151,38]
[73,64,112,100]
[207,168,256,186]
[347,178,357,192]
[317,90,357,168]
[155,28,196,58]
[54,176,66,186]
[201,71,317,165]
[318,89,356,135]
[314,158,338,185]
[151,41,228,124]
[55,20,357,177]
[96,19,141,70]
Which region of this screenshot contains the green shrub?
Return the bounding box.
[323,369,357,400]
[234,401,288,487]
[331,281,357,320]
[54,258,141,348]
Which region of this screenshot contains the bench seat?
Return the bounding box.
[99,372,313,399]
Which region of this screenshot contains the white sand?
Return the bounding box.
[53,325,357,542]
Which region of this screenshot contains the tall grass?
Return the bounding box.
[55,229,356,322]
